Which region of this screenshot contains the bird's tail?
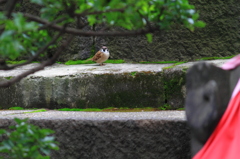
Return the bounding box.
[83,57,95,64]
[84,57,93,62]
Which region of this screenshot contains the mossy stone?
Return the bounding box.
[162,69,186,109]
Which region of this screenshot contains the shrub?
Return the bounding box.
[0,118,59,159]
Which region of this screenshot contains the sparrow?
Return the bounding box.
[87,46,110,66]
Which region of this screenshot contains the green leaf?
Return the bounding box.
[30,0,44,5]
[0,118,59,158]
[0,129,6,135]
[87,15,97,26]
[146,33,153,43]
[194,21,206,28]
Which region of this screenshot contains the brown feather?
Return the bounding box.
[92,51,103,62]
[85,47,109,65]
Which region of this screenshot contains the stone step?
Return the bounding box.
[0,110,189,159]
[0,60,227,109]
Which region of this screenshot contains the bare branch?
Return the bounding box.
[24,13,159,36]
[38,17,68,30]
[5,0,18,18]
[0,35,74,87]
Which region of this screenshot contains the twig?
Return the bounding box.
[38,17,68,30]
[24,13,159,36]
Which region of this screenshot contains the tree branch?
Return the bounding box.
[5,0,18,18]
[0,35,74,87]
[38,17,68,30]
[24,13,159,36]
[75,8,125,17]
[0,31,64,70]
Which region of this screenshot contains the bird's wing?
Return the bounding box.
[92,51,103,62]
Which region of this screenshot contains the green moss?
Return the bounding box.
[130,71,137,76]
[177,108,185,110]
[5,76,13,80]
[6,60,40,64]
[102,107,160,112]
[24,109,47,113]
[9,107,24,110]
[139,61,179,64]
[163,61,186,69]
[72,72,163,109]
[181,67,189,73]
[105,59,125,63]
[164,77,184,99]
[6,60,27,64]
[57,106,184,112]
[6,106,183,112]
[65,59,125,65]
[196,55,236,61]
[65,60,94,65]
[158,104,172,110]
[84,73,164,109]
[58,108,102,111]
[64,60,180,65]
[162,70,186,108]
[57,55,238,66]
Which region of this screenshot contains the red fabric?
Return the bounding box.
[193,91,240,159]
[193,55,240,159]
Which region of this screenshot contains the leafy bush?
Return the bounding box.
[0,118,59,159]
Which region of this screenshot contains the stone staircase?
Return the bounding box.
[0,60,226,109]
[0,110,189,159]
[0,59,228,159]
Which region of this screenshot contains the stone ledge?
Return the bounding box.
[0,60,228,109]
[0,110,186,120]
[0,110,190,159]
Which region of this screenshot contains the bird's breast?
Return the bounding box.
[96,52,109,63]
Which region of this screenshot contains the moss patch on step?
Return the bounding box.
[65,60,94,65]
[105,60,125,63]
[76,72,164,109]
[4,76,13,80]
[139,61,179,64]
[58,108,102,111]
[9,107,24,110]
[196,55,236,61]
[6,55,237,67]
[65,59,125,65]
[24,109,47,113]
[6,60,27,64]
[4,106,185,112]
[58,106,183,112]
[162,69,186,109]
[6,60,40,64]
[163,62,186,70]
